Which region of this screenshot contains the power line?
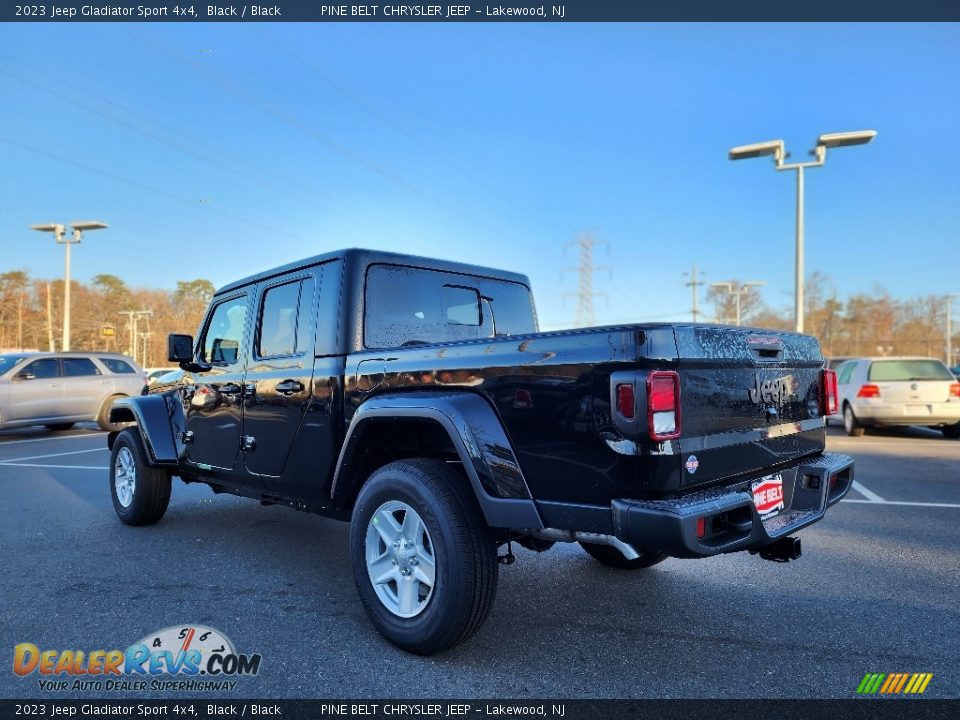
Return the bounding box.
[261,31,569,237]
[0,61,424,245]
[0,138,307,243]
[127,29,519,243]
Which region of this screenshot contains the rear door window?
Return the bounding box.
[62,358,102,377]
[256,277,315,358]
[868,360,954,382]
[837,361,856,386]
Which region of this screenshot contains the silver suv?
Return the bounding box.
[0,353,146,432]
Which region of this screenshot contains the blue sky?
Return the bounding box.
[1,22,958,330]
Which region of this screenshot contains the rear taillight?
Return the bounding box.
[615,384,635,419]
[821,369,839,416]
[950,383,960,398]
[647,371,681,441]
[857,384,881,399]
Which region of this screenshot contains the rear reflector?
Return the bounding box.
[857,384,881,399]
[616,384,635,419]
[647,371,681,441]
[512,389,533,409]
[696,516,706,539]
[821,369,839,416]
[950,383,960,398]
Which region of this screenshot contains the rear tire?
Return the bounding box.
[350,458,498,655]
[97,395,128,432]
[45,423,75,431]
[942,422,960,440]
[109,428,171,526]
[843,404,865,437]
[579,541,667,569]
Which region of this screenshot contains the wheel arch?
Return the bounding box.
[107,395,179,465]
[331,391,542,530]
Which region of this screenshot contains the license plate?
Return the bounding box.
[751,473,785,518]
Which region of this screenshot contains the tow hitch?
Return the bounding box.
[751,536,802,563]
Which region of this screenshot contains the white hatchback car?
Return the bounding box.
[830,357,960,438]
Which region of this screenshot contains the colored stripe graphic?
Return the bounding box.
[857,672,933,695]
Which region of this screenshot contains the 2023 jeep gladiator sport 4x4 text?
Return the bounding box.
[107,249,853,654]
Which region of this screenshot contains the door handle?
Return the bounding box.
[218,382,242,395]
[275,379,305,396]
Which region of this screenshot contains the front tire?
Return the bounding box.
[110,428,171,526]
[942,422,960,440]
[579,541,667,569]
[843,404,866,437]
[350,459,498,655]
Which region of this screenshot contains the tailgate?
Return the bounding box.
[673,326,827,488]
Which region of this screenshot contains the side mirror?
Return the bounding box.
[167,333,195,363]
[14,370,35,381]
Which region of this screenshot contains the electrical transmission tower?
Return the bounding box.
[564,233,609,328]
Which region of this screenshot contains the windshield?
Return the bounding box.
[0,355,28,376]
[868,359,955,382]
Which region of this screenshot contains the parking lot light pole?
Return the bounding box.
[710,281,766,326]
[729,131,876,334]
[947,294,959,367]
[30,221,108,351]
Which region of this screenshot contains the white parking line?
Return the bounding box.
[0,463,109,470]
[0,433,105,447]
[851,480,886,503]
[0,448,107,464]
[842,499,960,509]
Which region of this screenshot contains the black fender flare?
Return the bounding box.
[331,391,543,530]
[108,395,180,466]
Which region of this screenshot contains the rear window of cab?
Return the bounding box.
[363,264,536,349]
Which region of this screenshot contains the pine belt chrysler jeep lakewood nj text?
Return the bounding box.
[106,249,854,654]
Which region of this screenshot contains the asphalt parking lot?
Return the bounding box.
[1,424,957,699]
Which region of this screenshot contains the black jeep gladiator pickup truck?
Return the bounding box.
[107,249,853,654]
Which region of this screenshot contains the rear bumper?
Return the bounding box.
[852,401,960,426]
[610,452,854,558]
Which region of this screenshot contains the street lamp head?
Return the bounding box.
[70,221,108,232]
[816,130,877,149]
[31,223,66,235]
[729,140,784,161]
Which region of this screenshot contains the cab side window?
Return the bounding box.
[201,296,248,366]
[257,278,315,359]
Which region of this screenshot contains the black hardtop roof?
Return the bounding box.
[216,248,531,295]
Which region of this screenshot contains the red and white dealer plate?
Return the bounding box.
[751,473,785,518]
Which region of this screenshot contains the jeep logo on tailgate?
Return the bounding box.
[749,374,794,406]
